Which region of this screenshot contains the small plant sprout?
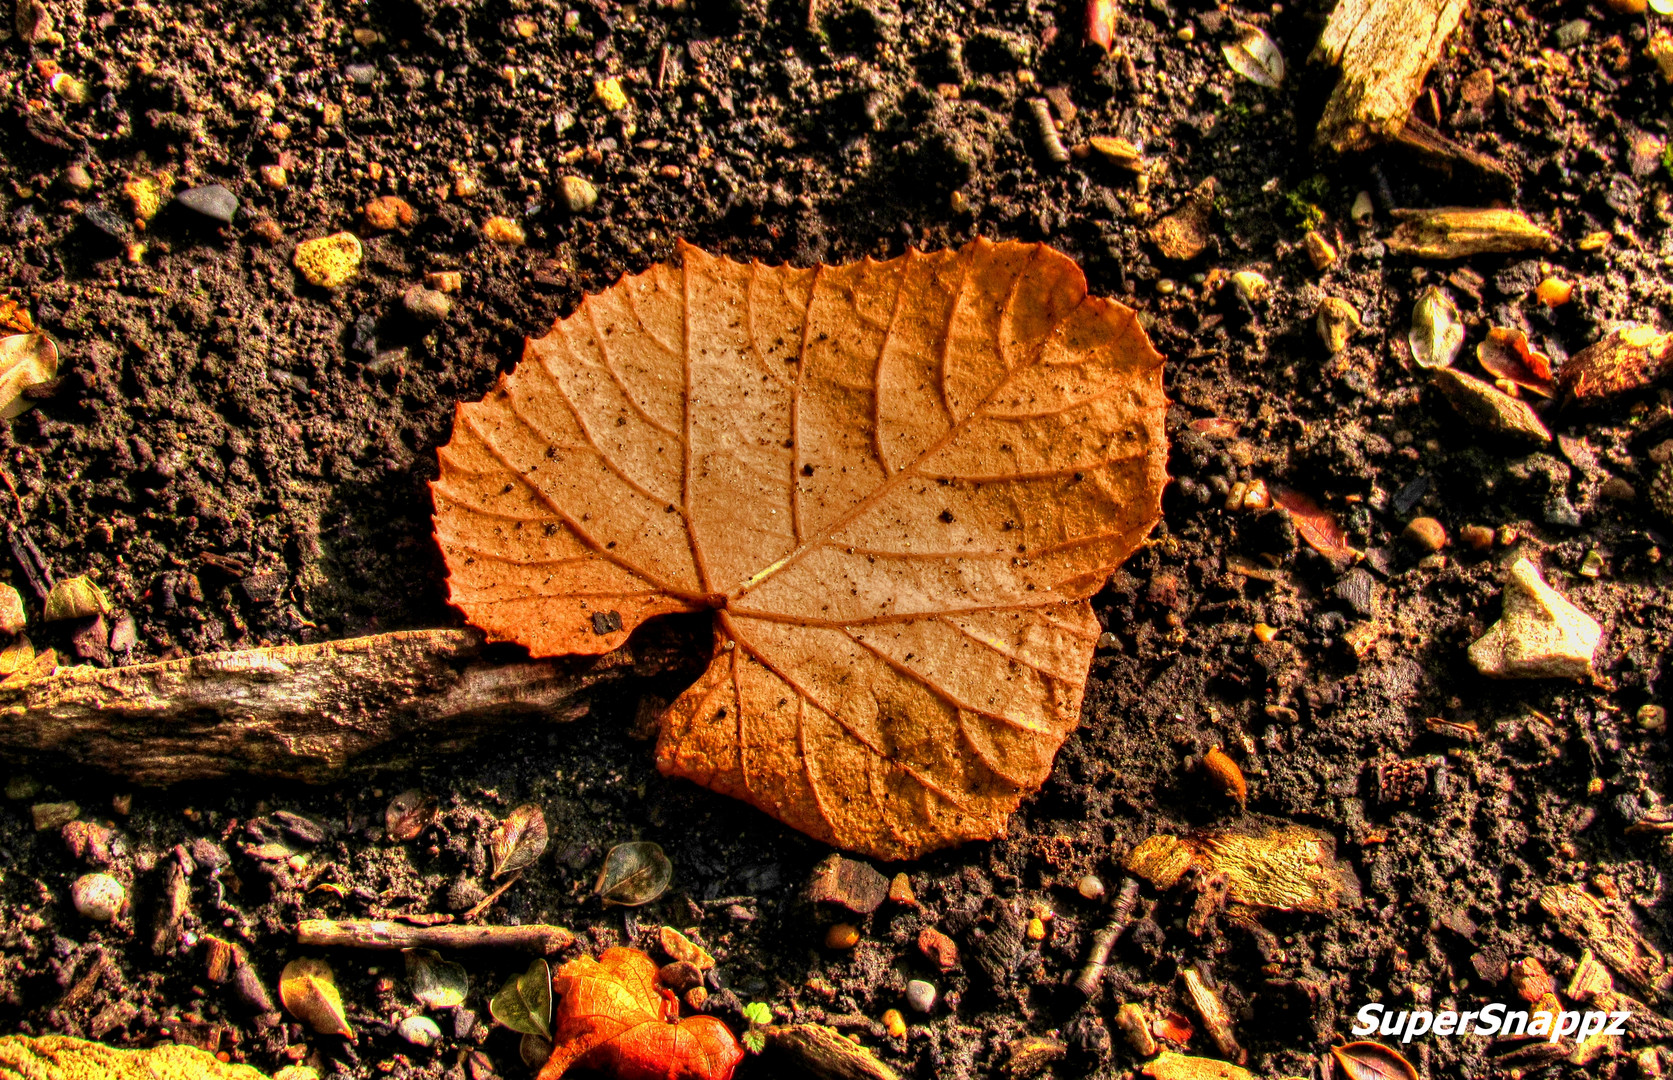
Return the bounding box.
[741,1001,772,1054]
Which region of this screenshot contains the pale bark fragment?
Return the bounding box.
[297,918,575,954]
[0,629,619,782]
[1312,0,1469,153]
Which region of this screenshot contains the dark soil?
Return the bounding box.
[2,0,1672,1076]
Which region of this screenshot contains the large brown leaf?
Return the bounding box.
[432,239,1167,859]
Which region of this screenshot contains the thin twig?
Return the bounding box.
[463,871,522,923]
[297,917,573,954]
[1073,876,1142,997]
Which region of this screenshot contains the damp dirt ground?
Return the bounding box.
[2,0,1672,1076]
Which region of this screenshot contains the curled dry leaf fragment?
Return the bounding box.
[1387,208,1557,259]
[538,947,743,1080]
[1558,325,1673,402]
[1124,824,1356,912]
[491,958,553,1037]
[1272,487,1355,568]
[1088,135,1145,171]
[1181,968,1243,1064]
[279,957,354,1037]
[1331,1041,1418,1080]
[1477,327,1555,396]
[1222,25,1285,88]
[595,841,672,907]
[1408,287,1463,370]
[491,803,549,878]
[0,333,59,420]
[406,948,469,1010]
[1540,884,1672,999]
[431,239,1167,860]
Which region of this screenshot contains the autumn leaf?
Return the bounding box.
[492,958,553,1037]
[432,239,1168,860]
[1085,0,1117,51]
[491,803,549,878]
[1272,487,1354,568]
[537,947,744,1080]
[1330,1041,1418,1080]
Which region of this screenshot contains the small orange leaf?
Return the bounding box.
[279,958,353,1037]
[0,297,32,334]
[1272,487,1353,567]
[1153,1009,1194,1045]
[1331,1041,1418,1080]
[1477,327,1555,397]
[538,947,743,1080]
[431,239,1168,860]
[1086,0,1117,51]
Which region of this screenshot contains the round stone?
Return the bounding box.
[905,979,936,1014]
[71,873,126,921]
[1076,874,1105,901]
[403,285,452,324]
[1403,517,1448,553]
[560,176,599,214]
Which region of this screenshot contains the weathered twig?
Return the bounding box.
[1073,876,1142,997]
[296,918,574,954]
[0,629,628,782]
[1311,0,1468,153]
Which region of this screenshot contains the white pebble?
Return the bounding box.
[1076,874,1105,901]
[905,979,937,1014]
[71,873,125,921]
[398,1014,443,1048]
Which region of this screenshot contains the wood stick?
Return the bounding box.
[0,628,628,783]
[296,918,574,954]
[1311,0,1468,153]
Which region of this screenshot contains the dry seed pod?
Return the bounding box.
[1200,747,1246,808]
[1115,1002,1158,1056]
[279,957,354,1037]
[1181,967,1243,1064]
[1089,136,1145,171]
[1223,25,1285,88]
[1387,208,1557,259]
[1408,287,1463,370]
[594,841,672,907]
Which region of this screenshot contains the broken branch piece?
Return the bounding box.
[297,919,575,954]
[1312,0,1469,152]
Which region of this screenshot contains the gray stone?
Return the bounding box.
[905,979,937,1013]
[560,175,599,214]
[176,184,238,224]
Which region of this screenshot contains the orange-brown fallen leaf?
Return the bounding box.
[1558,325,1673,402]
[1271,487,1354,567]
[1331,1040,1417,1080]
[432,239,1168,860]
[1476,327,1555,397]
[537,947,743,1080]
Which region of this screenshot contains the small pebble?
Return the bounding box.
[1460,524,1494,551]
[1536,277,1573,307]
[61,164,93,194]
[882,1009,907,1038]
[51,73,89,104]
[1230,270,1268,303]
[1403,517,1448,553]
[1026,916,1047,941]
[560,176,599,214]
[1638,704,1667,732]
[1554,18,1590,47]
[71,872,125,921]
[82,205,130,240]
[176,184,238,225]
[345,63,378,85]
[684,987,708,1010]
[824,922,860,950]
[1316,296,1361,354]
[397,1015,442,1048]
[888,872,918,907]
[905,979,937,1014]
[293,232,363,288]
[482,216,526,246]
[364,195,417,231]
[1304,230,1337,270]
[1076,874,1105,901]
[403,285,453,324]
[259,164,288,189]
[425,271,463,293]
[593,77,629,111]
[0,584,24,636]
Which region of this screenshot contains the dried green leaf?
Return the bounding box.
[490,958,552,1037]
[405,948,469,1010]
[386,789,438,842]
[1223,26,1284,88]
[1408,287,1463,370]
[279,957,354,1037]
[490,803,548,879]
[0,333,58,421]
[595,841,673,907]
[520,1032,555,1068]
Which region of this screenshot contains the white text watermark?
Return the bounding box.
[1352,1003,1630,1043]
